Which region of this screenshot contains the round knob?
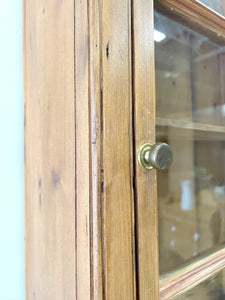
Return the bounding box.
[138,142,173,170]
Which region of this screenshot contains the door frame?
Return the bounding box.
[148,0,225,299]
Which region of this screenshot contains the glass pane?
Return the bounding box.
[175,269,225,299]
[155,10,225,274]
[200,0,225,16]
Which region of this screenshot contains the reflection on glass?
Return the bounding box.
[200,0,225,16]
[155,10,225,274]
[175,269,225,299]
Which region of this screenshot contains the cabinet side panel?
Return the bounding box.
[24,0,76,298]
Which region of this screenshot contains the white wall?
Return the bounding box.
[0,0,25,299]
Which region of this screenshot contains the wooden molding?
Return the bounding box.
[156,0,225,43]
[160,247,225,299]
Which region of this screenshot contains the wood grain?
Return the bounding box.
[156,0,225,44]
[24,0,76,298]
[75,0,90,298]
[88,0,103,298]
[25,0,137,298]
[132,0,159,298]
[175,269,225,299]
[160,247,225,299]
[101,0,136,298]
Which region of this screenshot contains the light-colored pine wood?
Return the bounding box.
[156,0,225,43]
[25,0,225,298]
[175,269,225,299]
[101,0,136,298]
[160,247,225,299]
[25,0,136,298]
[138,1,225,299]
[89,0,103,299]
[75,0,90,298]
[24,0,76,298]
[132,0,159,298]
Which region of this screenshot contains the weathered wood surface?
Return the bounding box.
[132,0,159,298]
[101,0,136,298]
[24,0,76,298]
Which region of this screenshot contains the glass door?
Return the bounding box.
[155,7,225,273]
[133,0,225,298]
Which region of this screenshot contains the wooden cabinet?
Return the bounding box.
[24,0,225,299]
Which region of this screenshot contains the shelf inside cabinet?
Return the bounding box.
[156,118,225,141]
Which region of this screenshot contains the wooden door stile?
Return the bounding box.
[101,0,136,298]
[132,0,160,299]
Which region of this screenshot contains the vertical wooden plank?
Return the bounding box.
[89,1,103,299]
[132,0,160,299]
[75,0,91,298]
[101,0,136,298]
[24,0,76,298]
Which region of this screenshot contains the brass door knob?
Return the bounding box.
[138,142,173,170]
